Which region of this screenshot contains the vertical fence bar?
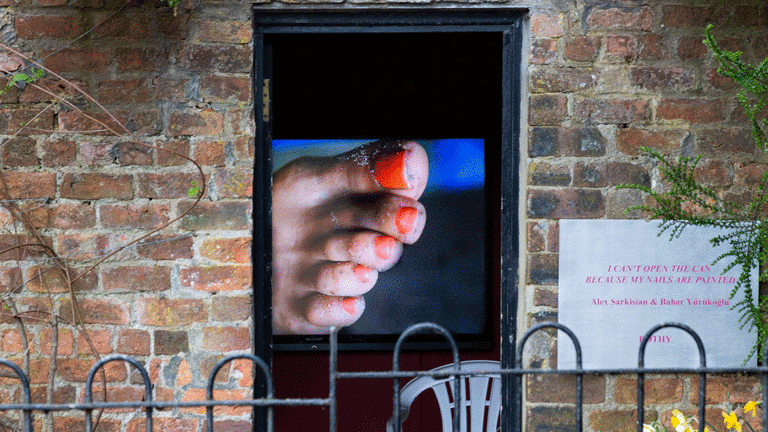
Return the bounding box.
[391,323,460,432]
[637,323,706,432]
[329,327,338,432]
[516,322,583,432]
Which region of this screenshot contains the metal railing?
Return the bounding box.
[0,321,766,432]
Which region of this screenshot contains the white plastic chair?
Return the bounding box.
[385,360,501,432]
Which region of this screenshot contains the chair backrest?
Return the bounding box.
[386,360,501,432]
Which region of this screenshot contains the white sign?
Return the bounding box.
[558,219,757,369]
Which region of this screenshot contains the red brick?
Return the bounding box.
[639,34,670,60]
[589,409,638,432]
[528,162,571,186]
[91,12,150,40]
[167,108,224,136]
[530,14,563,38]
[527,222,545,252]
[15,14,89,39]
[178,201,250,230]
[529,38,556,65]
[198,20,252,43]
[60,173,133,200]
[631,67,694,91]
[137,298,207,326]
[158,10,190,40]
[533,287,557,307]
[527,189,605,219]
[0,107,55,135]
[55,232,108,260]
[115,47,167,71]
[156,139,191,166]
[694,159,732,187]
[657,98,724,124]
[58,358,126,382]
[117,329,150,356]
[137,234,194,260]
[153,78,189,102]
[573,162,607,188]
[60,299,129,325]
[527,374,605,403]
[79,141,117,166]
[77,329,112,355]
[604,35,637,62]
[606,162,650,187]
[119,141,153,165]
[678,35,708,60]
[178,44,251,73]
[100,204,171,229]
[200,237,250,263]
[617,128,684,155]
[180,265,251,292]
[0,297,51,322]
[211,296,251,322]
[102,266,171,292]
[39,326,74,356]
[734,162,767,187]
[53,417,118,432]
[661,5,721,28]
[563,36,600,62]
[587,7,652,31]
[691,375,760,404]
[58,109,125,134]
[97,79,151,104]
[614,377,683,404]
[215,168,253,198]
[154,330,189,355]
[529,94,567,126]
[698,127,755,154]
[30,385,76,404]
[26,265,97,292]
[126,417,198,432]
[181,388,250,416]
[200,76,250,103]
[41,139,76,166]
[0,172,55,199]
[575,99,650,124]
[193,139,227,166]
[529,68,598,93]
[137,172,202,199]
[2,137,36,167]
[41,48,112,73]
[527,253,557,285]
[1,328,34,354]
[0,234,51,261]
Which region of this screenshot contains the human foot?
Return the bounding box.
[272,140,429,334]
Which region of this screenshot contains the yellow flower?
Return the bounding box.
[671,409,693,432]
[723,411,742,432]
[643,424,656,432]
[745,401,757,417]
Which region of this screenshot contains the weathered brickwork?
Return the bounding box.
[0,0,766,430]
[524,1,768,431]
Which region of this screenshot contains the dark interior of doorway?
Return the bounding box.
[269,31,503,432]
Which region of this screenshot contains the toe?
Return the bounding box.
[305,294,365,328]
[320,232,403,271]
[313,261,378,297]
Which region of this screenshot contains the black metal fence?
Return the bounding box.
[0,321,767,432]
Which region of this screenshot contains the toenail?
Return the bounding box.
[373,150,409,189]
[353,264,370,283]
[342,297,357,314]
[395,207,418,234]
[374,236,396,260]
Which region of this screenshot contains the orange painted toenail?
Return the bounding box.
[353,264,370,283]
[373,150,409,189]
[374,236,396,260]
[342,297,357,314]
[395,207,418,234]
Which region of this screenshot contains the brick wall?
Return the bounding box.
[525,1,768,431]
[0,0,254,429]
[0,0,766,430]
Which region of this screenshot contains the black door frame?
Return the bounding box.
[251,8,525,431]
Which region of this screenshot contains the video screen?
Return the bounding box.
[271,138,487,340]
